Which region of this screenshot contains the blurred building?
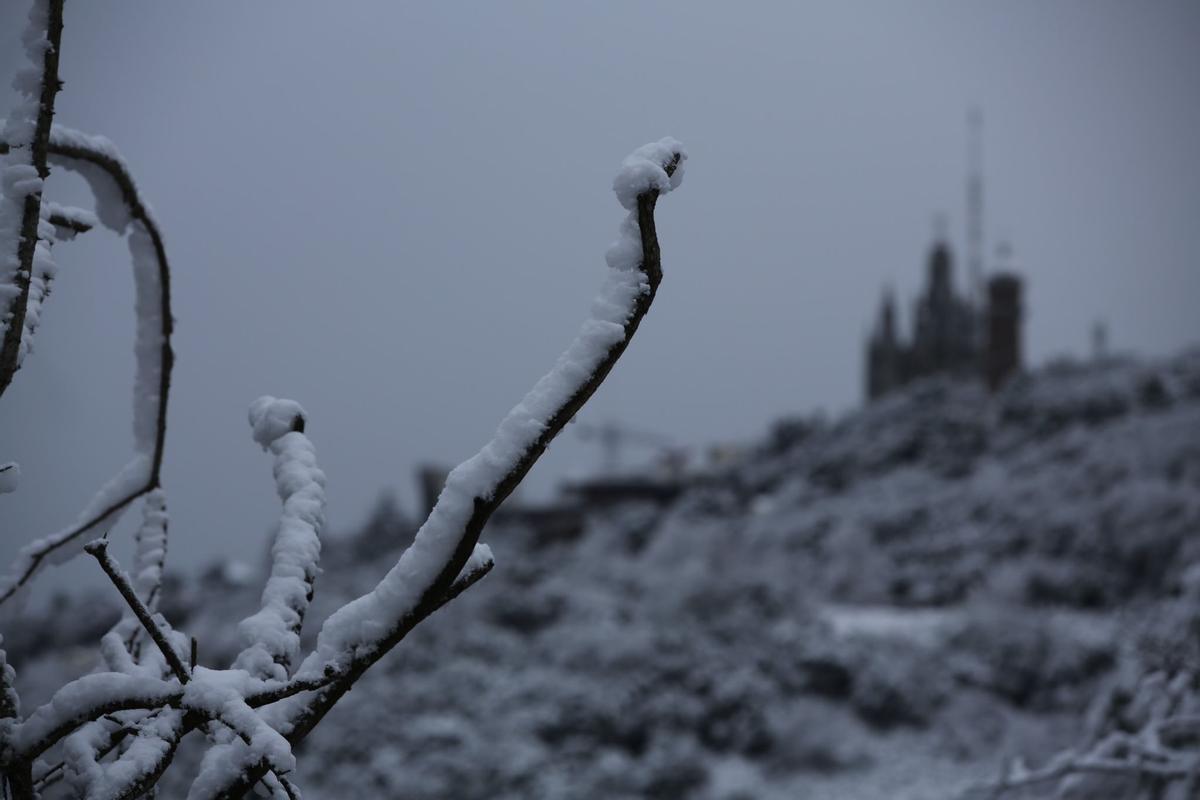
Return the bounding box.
[865,241,1023,400]
[864,111,1024,401]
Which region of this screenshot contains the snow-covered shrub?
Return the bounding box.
[0,4,688,797]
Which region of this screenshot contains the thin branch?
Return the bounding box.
[0,0,65,397]
[0,129,175,608]
[46,210,93,235]
[212,141,684,799]
[85,539,189,684]
[124,489,169,658]
[238,559,493,708]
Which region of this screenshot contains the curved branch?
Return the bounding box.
[0,0,64,396]
[0,128,175,607]
[211,138,685,799]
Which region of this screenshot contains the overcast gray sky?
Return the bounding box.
[2,1,1198,601]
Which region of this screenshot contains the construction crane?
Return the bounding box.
[575,420,678,475]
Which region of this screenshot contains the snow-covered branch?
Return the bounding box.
[233,398,326,682]
[0,0,64,397]
[209,138,686,798]
[0,126,175,608]
[62,710,185,800]
[7,673,179,761]
[43,200,97,238]
[0,7,687,794]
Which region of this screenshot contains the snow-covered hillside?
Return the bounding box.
[14,349,1200,799]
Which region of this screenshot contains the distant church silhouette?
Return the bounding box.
[864,111,1023,401]
[864,240,1022,401]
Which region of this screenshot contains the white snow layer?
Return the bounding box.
[293,138,685,679]
[11,672,177,755]
[248,396,306,451]
[183,671,295,800]
[129,220,164,455]
[236,399,326,681]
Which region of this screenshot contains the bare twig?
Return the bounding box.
[0,0,64,397]
[84,539,189,684]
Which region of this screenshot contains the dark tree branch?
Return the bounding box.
[85,539,189,684]
[0,0,64,397]
[46,210,92,235]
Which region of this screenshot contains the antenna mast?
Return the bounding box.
[966,107,984,308]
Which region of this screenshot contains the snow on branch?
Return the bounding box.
[43,200,98,239]
[60,709,185,800]
[201,138,687,798]
[234,397,326,682]
[8,672,179,761]
[0,23,686,794]
[0,126,175,608]
[304,137,683,669]
[0,0,63,397]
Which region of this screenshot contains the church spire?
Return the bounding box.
[966,107,985,308]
